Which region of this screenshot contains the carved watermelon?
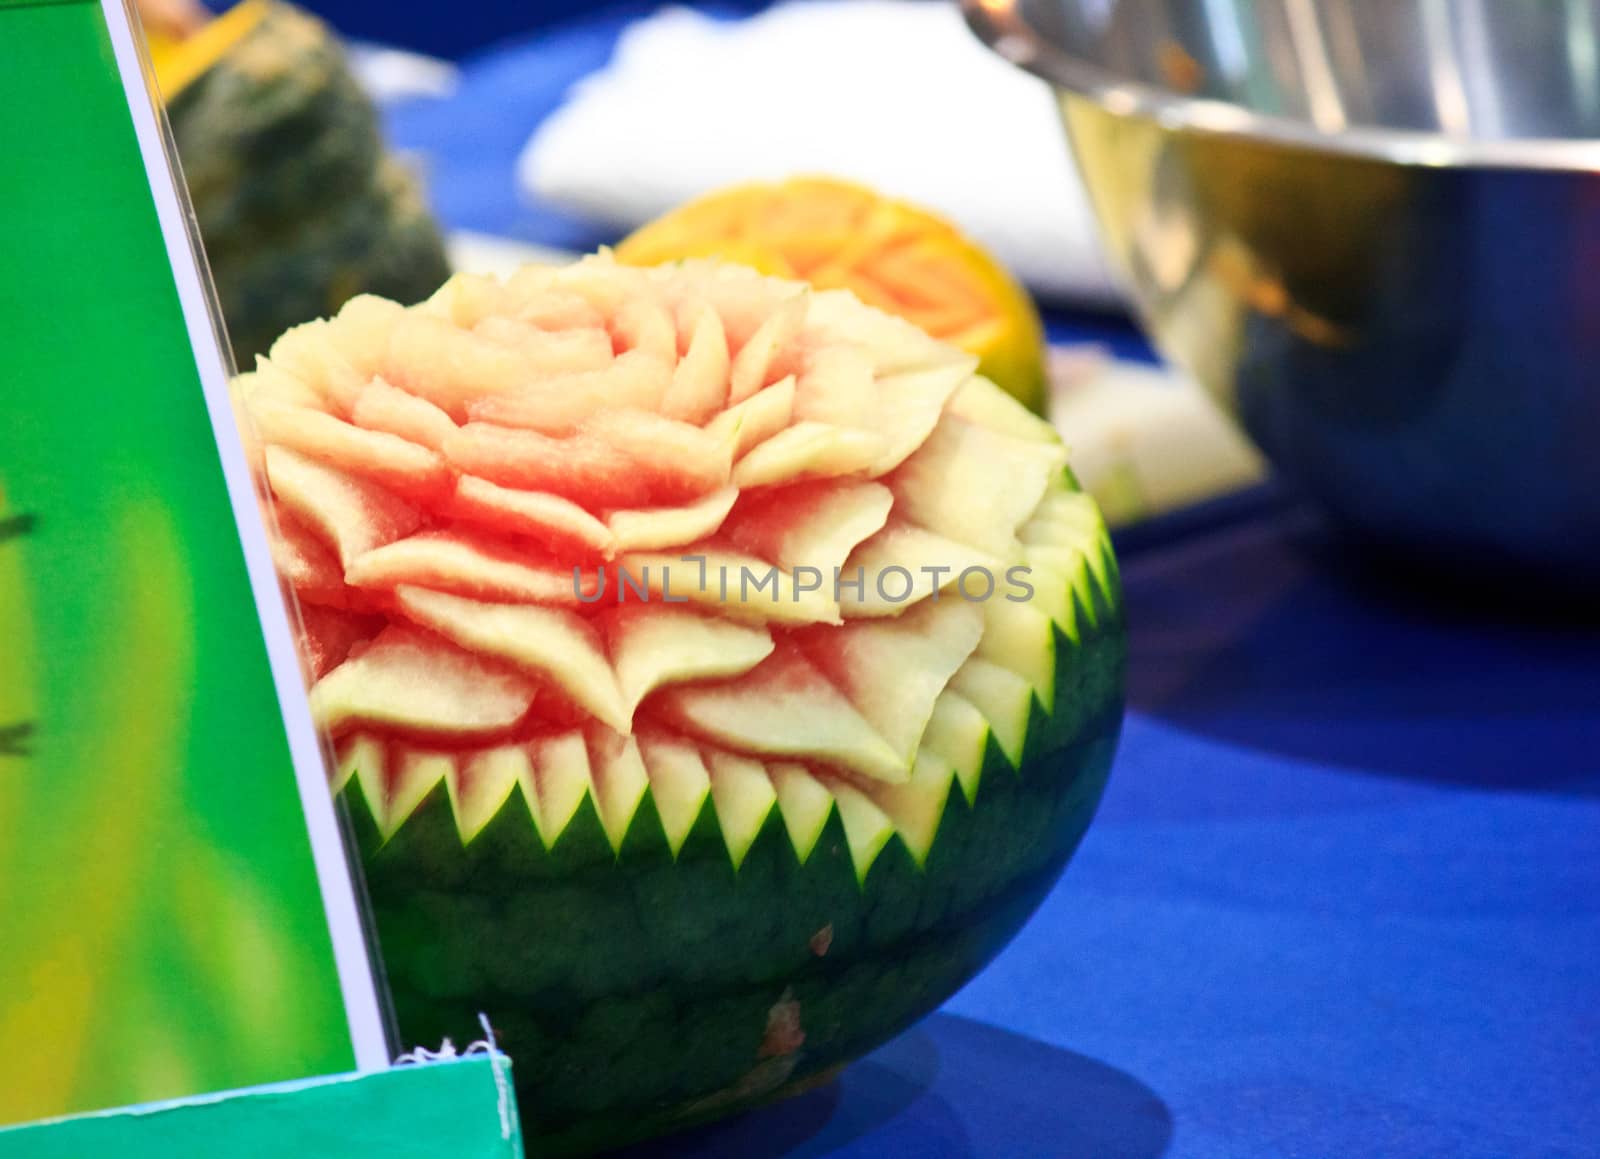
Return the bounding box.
[235,255,1124,1153]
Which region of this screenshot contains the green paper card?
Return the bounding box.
[0,0,389,1127]
[0,1056,522,1159]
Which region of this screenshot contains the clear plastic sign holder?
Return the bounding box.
[0,1,519,1149]
[99,0,392,1072]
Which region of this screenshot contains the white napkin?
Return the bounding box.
[519,0,1125,306]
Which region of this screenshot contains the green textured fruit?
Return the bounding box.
[158,1,450,362]
[205,158,449,361]
[239,256,1125,1154]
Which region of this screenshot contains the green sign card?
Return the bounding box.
[0,0,389,1127]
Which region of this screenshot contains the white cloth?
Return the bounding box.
[519,0,1125,306]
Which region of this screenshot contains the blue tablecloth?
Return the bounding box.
[384,13,1600,1155]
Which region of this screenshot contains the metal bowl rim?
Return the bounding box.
[962,0,1600,173]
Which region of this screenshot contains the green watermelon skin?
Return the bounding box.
[165,3,451,364]
[166,4,381,243]
[205,158,450,362]
[346,517,1125,1155]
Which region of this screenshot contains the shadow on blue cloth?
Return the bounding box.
[618,1013,1173,1158]
[1121,499,1600,794]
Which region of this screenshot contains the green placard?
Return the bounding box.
[0,1056,522,1158]
[0,0,387,1127]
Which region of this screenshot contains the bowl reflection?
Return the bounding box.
[966,0,1600,584]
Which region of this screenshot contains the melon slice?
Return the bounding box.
[662,301,730,423]
[541,252,651,317]
[329,295,408,377]
[388,313,612,416]
[1024,486,1107,540]
[446,475,615,558]
[804,286,973,376]
[265,446,420,568]
[948,657,1034,768]
[856,749,960,865]
[825,777,899,880]
[443,423,652,509]
[473,316,545,347]
[445,413,728,510]
[1022,544,1103,627]
[346,531,585,605]
[868,359,977,475]
[474,318,619,380]
[921,689,992,804]
[659,643,906,783]
[584,409,733,499]
[768,761,836,865]
[796,596,983,766]
[729,291,806,402]
[586,729,650,851]
[706,750,778,869]
[512,289,607,333]
[670,258,805,350]
[890,413,1067,558]
[703,375,795,458]
[1021,491,1115,604]
[424,272,509,329]
[299,604,382,678]
[617,549,840,626]
[268,511,347,607]
[310,626,537,738]
[1018,544,1080,636]
[266,320,367,412]
[332,732,383,794]
[242,359,329,412]
[976,596,1058,710]
[604,604,774,713]
[452,746,527,843]
[612,297,679,364]
[637,731,713,855]
[351,378,459,452]
[947,375,1058,445]
[524,731,592,849]
[837,520,998,617]
[248,396,453,500]
[794,343,875,429]
[365,748,454,839]
[732,421,886,488]
[722,480,892,577]
[1022,510,1105,556]
[394,586,628,731]
[466,351,670,434]
[608,486,739,553]
[496,263,558,303]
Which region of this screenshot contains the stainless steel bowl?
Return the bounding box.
[964,0,1600,584]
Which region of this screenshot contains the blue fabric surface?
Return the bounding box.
[384,13,1600,1155]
